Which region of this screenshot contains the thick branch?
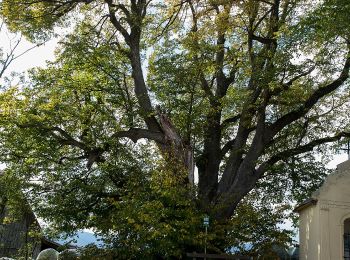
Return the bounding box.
[269,65,315,97]
[111,128,165,143]
[17,123,88,150]
[105,0,161,133]
[105,0,131,44]
[268,54,350,138]
[199,72,215,104]
[251,34,276,45]
[220,139,235,157]
[257,131,350,176]
[217,0,282,199]
[221,114,241,129]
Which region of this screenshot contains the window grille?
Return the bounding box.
[344,233,350,260]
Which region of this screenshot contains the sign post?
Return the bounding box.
[203,215,209,260]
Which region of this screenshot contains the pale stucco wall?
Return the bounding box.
[299,160,350,260]
[299,203,322,260]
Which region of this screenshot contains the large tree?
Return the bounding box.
[0,0,349,242]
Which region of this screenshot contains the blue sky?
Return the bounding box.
[58,231,103,247]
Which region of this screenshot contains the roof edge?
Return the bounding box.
[293,198,317,213]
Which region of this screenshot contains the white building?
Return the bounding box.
[295,160,350,260]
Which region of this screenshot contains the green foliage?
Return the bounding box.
[228,194,293,257]
[57,249,80,260]
[0,171,27,223]
[1,0,77,41]
[99,158,202,258]
[298,0,350,43]
[257,153,329,204]
[76,245,115,260]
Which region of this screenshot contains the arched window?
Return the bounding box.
[344,218,350,260]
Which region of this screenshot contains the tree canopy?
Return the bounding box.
[0,0,350,257]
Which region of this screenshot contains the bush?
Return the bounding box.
[58,249,80,260]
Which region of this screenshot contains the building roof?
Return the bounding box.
[294,159,350,213]
[293,198,317,213]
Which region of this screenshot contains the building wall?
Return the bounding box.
[299,160,350,260]
[299,203,319,260]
